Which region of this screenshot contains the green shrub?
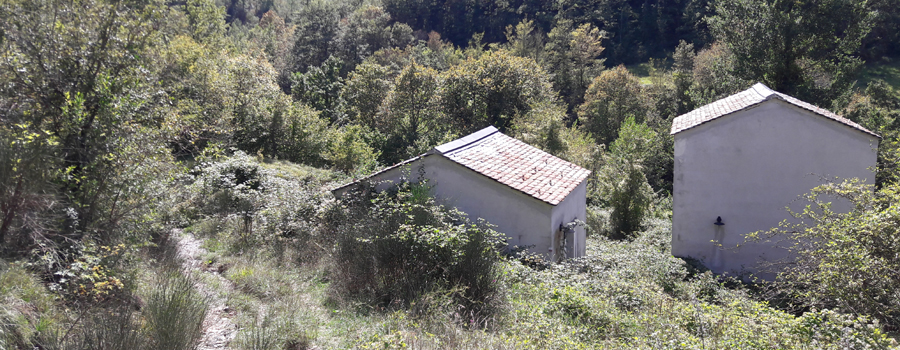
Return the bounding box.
[749,176,900,330]
[0,260,59,348]
[326,181,505,319]
[186,152,330,248]
[325,124,380,175]
[54,305,144,350]
[268,103,331,167]
[234,304,316,350]
[142,271,209,350]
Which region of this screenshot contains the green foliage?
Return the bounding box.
[2,0,898,347]
[543,19,607,112]
[841,80,900,133]
[184,0,227,46]
[155,35,235,155]
[235,311,315,350]
[0,0,174,248]
[512,102,570,156]
[0,123,56,248]
[708,0,873,107]
[504,19,546,63]
[32,243,130,301]
[672,40,697,115]
[860,0,900,60]
[143,271,209,350]
[376,63,448,164]
[373,32,464,73]
[326,125,381,175]
[267,103,331,167]
[383,0,553,48]
[342,62,394,131]
[326,182,506,319]
[512,102,603,177]
[0,260,58,348]
[332,5,412,73]
[440,50,555,134]
[248,10,297,88]
[690,41,750,105]
[1,258,208,350]
[578,66,649,145]
[353,220,894,349]
[185,151,334,246]
[291,56,346,123]
[288,1,345,75]
[595,117,656,238]
[749,174,900,329]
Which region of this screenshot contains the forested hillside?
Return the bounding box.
[1,0,899,348]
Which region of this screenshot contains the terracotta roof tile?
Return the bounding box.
[670,83,879,138]
[437,127,591,205]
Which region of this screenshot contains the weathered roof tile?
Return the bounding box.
[437,127,591,205]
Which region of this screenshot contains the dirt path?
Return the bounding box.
[174,230,239,350]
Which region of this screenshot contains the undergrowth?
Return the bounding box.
[4,153,893,350]
[175,154,894,349]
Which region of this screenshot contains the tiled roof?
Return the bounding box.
[670,83,880,138]
[436,127,591,206]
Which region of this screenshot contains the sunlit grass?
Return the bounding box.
[857,58,900,95]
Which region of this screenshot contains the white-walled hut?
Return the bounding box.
[332,126,591,261]
[671,83,880,277]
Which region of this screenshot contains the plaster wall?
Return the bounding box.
[672,100,878,277]
[424,156,555,257]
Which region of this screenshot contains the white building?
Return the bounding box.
[671,83,880,277]
[333,126,591,261]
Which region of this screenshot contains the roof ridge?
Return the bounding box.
[671,83,880,138]
[751,82,777,100]
[433,126,499,155]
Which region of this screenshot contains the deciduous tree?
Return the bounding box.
[708,0,873,107]
[578,66,648,145]
[440,50,555,134]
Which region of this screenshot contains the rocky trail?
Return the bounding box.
[174,231,239,350]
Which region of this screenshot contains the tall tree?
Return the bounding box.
[440,50,555,134]
[578,66,648,146]
[377,63,445,163]
[860,0,900,60]
[288,2,344,76]
[708,0,873,107]
[544,20,606,113]
[0,0,164,242]
[291,56,345,123]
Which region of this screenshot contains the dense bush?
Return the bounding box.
[142,271,209,350]
[440,50,555,134]
[325,181,506,319]
[184,152,333,245]
[749,176,900,330]
[353,219,894,349]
